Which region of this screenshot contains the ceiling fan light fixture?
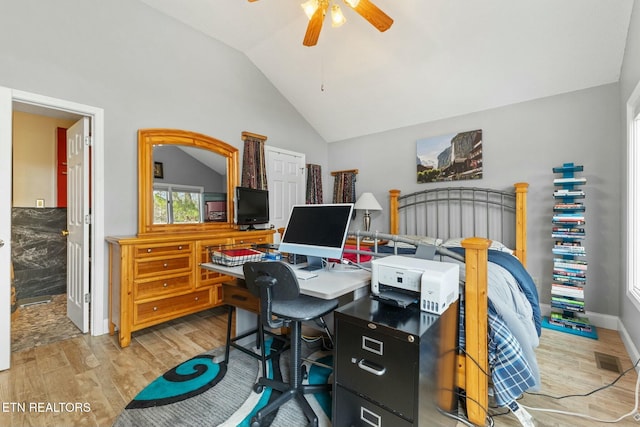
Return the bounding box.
[301,0,319,20]
[345,0,360,8]
[331,4,346,27]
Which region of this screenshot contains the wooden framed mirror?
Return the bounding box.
[138,128,239,235]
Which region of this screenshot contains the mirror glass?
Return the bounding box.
[138,129,239,235]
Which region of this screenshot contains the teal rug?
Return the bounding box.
[113,340,333,427]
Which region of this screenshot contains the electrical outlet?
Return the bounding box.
[633,412,640,422]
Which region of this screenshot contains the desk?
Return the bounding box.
[200,262,371,345]
[200,262,371,300]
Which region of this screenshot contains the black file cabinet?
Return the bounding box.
[333,297,458,427]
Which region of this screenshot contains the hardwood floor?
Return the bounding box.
[0,307,638,427]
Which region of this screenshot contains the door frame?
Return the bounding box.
[0,87,105,370]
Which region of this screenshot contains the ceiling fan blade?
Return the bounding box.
[349,0,393,32]
[303,2,328,47]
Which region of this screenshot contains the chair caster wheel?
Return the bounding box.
[250,417,262,427]
[253,383,264,393]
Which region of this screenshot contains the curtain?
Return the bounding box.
[241,132,268,190]
[306,164,323,204]
[332,171,357,203]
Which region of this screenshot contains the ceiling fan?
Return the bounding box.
[248,0,394,47]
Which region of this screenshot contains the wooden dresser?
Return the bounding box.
[107,229,273,347]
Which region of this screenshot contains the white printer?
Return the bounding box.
[371,255,460,315]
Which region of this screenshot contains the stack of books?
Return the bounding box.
[543,163,596,339]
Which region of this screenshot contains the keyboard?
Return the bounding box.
[294,269,318,280]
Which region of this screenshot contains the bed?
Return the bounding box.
[345,183,539,426]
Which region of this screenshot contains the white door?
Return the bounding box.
[265,146,306,237]
[0,87,12,370]
[66,117,90,333]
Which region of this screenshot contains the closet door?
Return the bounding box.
[265,147,305,239]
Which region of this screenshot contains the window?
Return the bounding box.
[627,82,640,309]
[153,183,204,224]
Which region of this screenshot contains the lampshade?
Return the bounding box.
[354,192,382,211]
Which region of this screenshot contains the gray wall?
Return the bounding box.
[329,83,623,320]
[620,0,640,356]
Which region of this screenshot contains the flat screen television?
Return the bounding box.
[278,203,354,270]
[235,187,269,230]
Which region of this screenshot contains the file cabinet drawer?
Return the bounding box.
[335,317,418,417]
[334,385,412,427]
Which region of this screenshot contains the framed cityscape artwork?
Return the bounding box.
[416,129,483,183]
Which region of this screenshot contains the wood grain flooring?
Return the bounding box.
[0,307,638,427]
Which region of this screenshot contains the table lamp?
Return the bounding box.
[354,192,382,232]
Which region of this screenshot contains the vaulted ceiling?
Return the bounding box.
[139,0,634,142]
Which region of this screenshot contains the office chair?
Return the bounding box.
[243,261,338,427]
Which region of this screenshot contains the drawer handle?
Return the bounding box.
[163,263,168,268]
[357,359,386,376]
[178,245,183,250]
[194,296,199,301]
[147,248,152,253]
[163,283,168,287]
[153,306,158,311]
[360,406,382,427]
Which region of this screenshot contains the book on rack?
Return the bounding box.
[553,259,588,270]
[552,283,585,299]
[551,300,585,313]
[553,270,586,280]
[553,177,587,185]
[553,189,586,197]
[553,274,586,285]
[549,313,593,332]
[552,232,585,239]
[554,203,585,211]
[552,226,585,233]
[553,214,585,221]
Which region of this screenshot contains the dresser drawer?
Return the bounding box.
[233,234,270,246]
[134,289,211,324]
[334,385,413,427]
[134,273,192,300]
[135,255,191,278]
[135,242,192,257]
[335,317,418,418]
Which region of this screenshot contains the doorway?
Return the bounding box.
[11,110,82,351]
[0,88,105,371]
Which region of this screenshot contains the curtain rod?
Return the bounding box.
[331,168,359,176]
[241,131,267,142]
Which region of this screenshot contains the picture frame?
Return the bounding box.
[154,162,164,179]
[416,129,483,183]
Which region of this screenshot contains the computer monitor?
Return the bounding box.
[278,203,354,271]
[235,187,269,230]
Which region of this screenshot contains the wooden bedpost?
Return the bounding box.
[389,189,401,234]
[514,182,529,267]
[461,237,490,427]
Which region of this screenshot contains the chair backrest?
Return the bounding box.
[243,261,301,300]
[243,261,301,328]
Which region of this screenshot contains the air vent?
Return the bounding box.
[594,351,623,374]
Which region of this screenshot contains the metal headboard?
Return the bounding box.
[395,186,517,249]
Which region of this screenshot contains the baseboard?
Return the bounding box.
[617,321,640,372]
